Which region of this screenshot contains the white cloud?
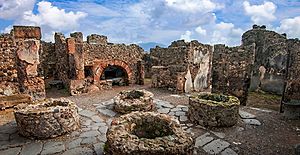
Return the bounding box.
[278,16,300,38]
[0,0,36,19]
[211,22,243,45]
[165,0,223,13]
[20,1,87,31]
[195,26,207,36]
[243,1,277,25]
[180,30,193,41]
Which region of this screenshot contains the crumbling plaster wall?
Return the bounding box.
[149,40,212,93]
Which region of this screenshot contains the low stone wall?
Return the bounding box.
[106,112,194,155]
[114,90,155,114]
[14,98,80,139]
[188,93,240,127]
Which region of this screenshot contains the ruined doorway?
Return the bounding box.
[100,65,129,86]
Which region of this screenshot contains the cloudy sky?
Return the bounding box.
[0,0,300,47]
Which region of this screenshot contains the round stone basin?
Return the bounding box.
[114,89,155,114]
[14,98,80,139]
[106,112,194,155]
[188,93,240,127]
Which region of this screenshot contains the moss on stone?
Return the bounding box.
[190,93,240,107]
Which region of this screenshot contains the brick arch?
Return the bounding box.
[93,59,133,83]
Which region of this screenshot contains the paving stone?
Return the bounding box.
[97,134,107,142]
[168,112,175,116]
[171,108,182,112]
[41,141,65,155]
[106,119,113,126]
[97,109,116,117]
[221,148,238,155]
[249,107,272,113]
[20,142,43,155]
[91,115,104,123]
[102,99,114,105]
[157,108,170,114]
[93,122,107,127]
[179,115,188,122]
[211,131,226,139]
[9,133,30,146]
[243,119,262,126]
[175,111,186,116]
[0,126,18,134]
[182,107,188,112]
[203,139,230,154]
[81,119,92,126]
[156,100,174,108]
[0,147,21,155]
[71,131,80,137]
[79,110,97,118]
[239,110,256,119]
[0,133,9,141]
[195,133,214,148]
[98,126,108,134]
[66,138,82,149]
[62,147,94,155]
[94,142,105,155]
[81,137,98,145]
[176,105,188,108]
[186,123,193,127]
[80,130,101,138]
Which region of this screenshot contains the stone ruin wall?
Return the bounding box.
[39,33,145,95]
[149,40,212,93]
[0,34,19,96]
[211,44,255,105]
[242,25,288,94]
[40,41,56,81]
[283,39,300,103]
[0,26,46,99]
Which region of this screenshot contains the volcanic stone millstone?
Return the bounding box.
[106,112,194,155]
[113,90,155,114]
[188,93,240,127]
[14,98,80,139]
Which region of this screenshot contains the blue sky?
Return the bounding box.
[0,0,300,46]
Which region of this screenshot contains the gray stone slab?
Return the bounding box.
[203,139,230,154]
[0,147,21,155]
[243,119,262,126]
[81,119,92,126]
[91,115,104,123]
[97,109,116,117]
[94,142,105,155]
[179,115,188,122]
[157,108,170,114]
[155,100,175,108]
[195,133,214,148]
[79,110,97,118]
[221,148,238,155]
[80,130,101,138]
[21,142,43,155]
[175,111,186,116]
[171,108,182,112]
[66,138,82,149]
[239,110,256,119]
[98,126,108,134]
[97,134,107,142]
[41,141,65,155]
[0,133,9,141]
[81,137,98,145]
[62,147,94,155]
[0,126,17,134]
[211,131,226,139]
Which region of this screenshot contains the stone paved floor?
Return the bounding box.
[0,98,262,155]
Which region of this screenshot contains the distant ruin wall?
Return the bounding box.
[283,39,300,102]
[55,33,69,84]
[242,26,287,94]
[212,44,255,105]
[40,41,55,79]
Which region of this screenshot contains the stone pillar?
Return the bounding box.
[13,26,45,99]
[281,39,300,119]
[136,60,144,85]
[67,37,84,80]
